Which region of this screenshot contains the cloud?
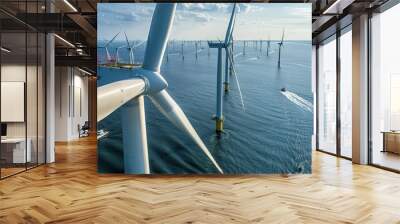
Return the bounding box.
[237,4,263,14]
[178,3,230,13]
[98,3,311,41]
[98,4,154,23]
[175,11,215,23]
[177,3,258,14]
[281,5,311,17]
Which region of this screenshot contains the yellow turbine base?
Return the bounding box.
[216,119,224,133]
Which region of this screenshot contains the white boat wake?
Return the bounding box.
[245,57,258,61]
[286,62,310,69]
[234,52,242,58]
[190,49,203,54]
[97,129,110,140]
[281,91,312,113]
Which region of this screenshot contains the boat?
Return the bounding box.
[281,87,286,92]
[97,129,110,140]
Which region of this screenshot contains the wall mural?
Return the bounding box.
[97,3,313,174]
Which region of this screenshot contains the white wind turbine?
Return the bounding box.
[122,32,146,65]
[277,29,285,68]
[124,32,135,65]
[208,3,244,133]
[97,4,223,174]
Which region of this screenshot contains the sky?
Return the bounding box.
[98,3,311,42]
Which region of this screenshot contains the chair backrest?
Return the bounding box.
[80,121,90,130]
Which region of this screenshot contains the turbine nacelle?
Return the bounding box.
[130,68,168,94]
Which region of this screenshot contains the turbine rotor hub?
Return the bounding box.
[132,68,168,95]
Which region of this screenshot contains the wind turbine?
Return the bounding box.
[101,32,120,64]
[124,32,135,65]
[195,41,198,60]
[208,43,210,58]
[208,3,244,133]
[124,33,146,65]
[181,41,184,61]
[243,40,246,56]
[277,29,285,68]
[267,35,271,56]
[97,4,223,174]
[115,45,126,65]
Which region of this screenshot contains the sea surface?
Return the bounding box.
[97,40,313,174]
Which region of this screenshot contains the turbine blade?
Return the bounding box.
[97,78,146,122]
[148,90,224,173]
[105,32,120,47]
[124,32,131,49]
[224,3,237,45]
[105,47,111,61]
[143,4,176,72]
[229,10,237,44]
[133,41,145,49]
[227,48,245,111]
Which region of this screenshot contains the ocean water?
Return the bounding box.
[97,40,313,174]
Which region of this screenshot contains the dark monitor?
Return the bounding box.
[1,123,7,137]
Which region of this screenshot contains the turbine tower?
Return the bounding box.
[115,45,125,65]
[208,3,238,133]
[243,40,246,56]
[208,45,210,58]
[97,4,223,174]
[267,35,270,56]
[195,41,198,60]
[277,29,285,68]
[181,41,184,61]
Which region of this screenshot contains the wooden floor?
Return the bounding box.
[1,137,400,223]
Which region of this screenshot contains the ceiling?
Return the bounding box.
[311,0,391,43]
[0,0,395,73]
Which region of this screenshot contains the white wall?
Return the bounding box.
[1,63,46,164]
[55,67,89,141]
[1,64,26,138]
[0,64,42,138]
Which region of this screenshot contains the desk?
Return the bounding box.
[382,131,400,154]
[1,138,31,163]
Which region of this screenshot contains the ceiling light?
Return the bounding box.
[78,67,93,76]
[323,0,355,15]
[63,0,78,12]
[54,34,75,48]
[1,47,11,53]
